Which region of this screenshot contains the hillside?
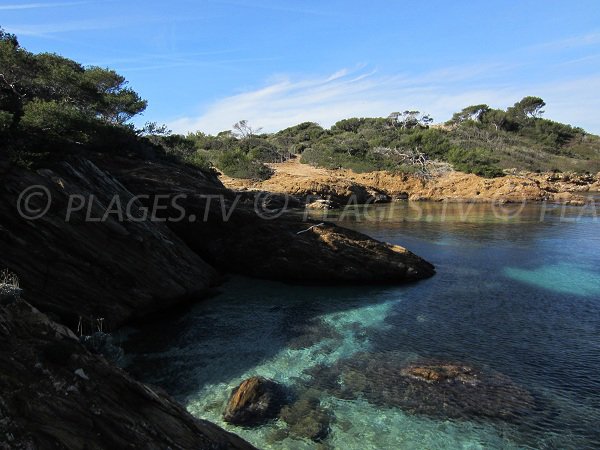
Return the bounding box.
[183,105,600,181]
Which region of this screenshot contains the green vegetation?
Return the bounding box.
[0,28,211,172]
[2,27,598,179]
[176,100,598,179]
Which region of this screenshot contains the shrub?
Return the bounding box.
[185,150,213,171]
[447,147,504,177]
[19,99,93,143]
[214,148,273,180]
[0,111,13,133]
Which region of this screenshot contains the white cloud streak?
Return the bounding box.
[168,65,600,135]
[529,31,600,51]
[0,1,89,11]
[5,18,125,36]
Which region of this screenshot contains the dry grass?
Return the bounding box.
[0,269,19,288]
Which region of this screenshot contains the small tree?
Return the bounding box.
[508,96,545,120]
[388,111,433,129]
[481,108,509,131]
[232,120,261,139]
[448,104,490,125]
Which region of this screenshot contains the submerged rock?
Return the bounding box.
[286,320,343,350]
[279,389,332,442]
[309,352,535,421]
[400,363,480,384]
[224,377,287,426]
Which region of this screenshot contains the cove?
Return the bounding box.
[124,202,600,449]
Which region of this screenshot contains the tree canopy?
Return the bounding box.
[0,26,146,141]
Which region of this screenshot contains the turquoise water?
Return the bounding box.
[123,200,600,449]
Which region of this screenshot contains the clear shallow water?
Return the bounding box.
[123,201,600,449]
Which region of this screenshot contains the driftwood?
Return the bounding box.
[296,222,325,235]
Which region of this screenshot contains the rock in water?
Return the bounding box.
[279,389,332,442]
[224,377,286,426]
[309,352,535,422]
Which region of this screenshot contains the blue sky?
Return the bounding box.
[2,0,600,134]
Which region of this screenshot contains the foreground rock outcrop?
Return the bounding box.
[100,155,435,283]
[0,299,255,450]
[0,157,217,330]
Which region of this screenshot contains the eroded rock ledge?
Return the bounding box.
[99,155,436,283]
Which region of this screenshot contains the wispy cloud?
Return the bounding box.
[0,1,89,11]
[168,66,600,135]
[206,0,334,16]
[528,31,600,52]
[5,17,127,37]
[168,66,509,134]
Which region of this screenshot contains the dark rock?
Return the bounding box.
[287,321,343,350]
[0,285,21,305]
[224,376,287,426]
[42,339,81,366]
[169,208,435,284]
[0,157,217,329]
[99,155,435,284]
[0,300,255,450]
[371,193,391,203]
[79,332,124,363]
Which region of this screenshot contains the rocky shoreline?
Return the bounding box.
[0,297,257,450]
[220,158,600,207]
[0,153,435,448]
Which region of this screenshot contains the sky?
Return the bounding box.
[2,0,600,134]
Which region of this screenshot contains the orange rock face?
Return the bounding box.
[220,158,594,204]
